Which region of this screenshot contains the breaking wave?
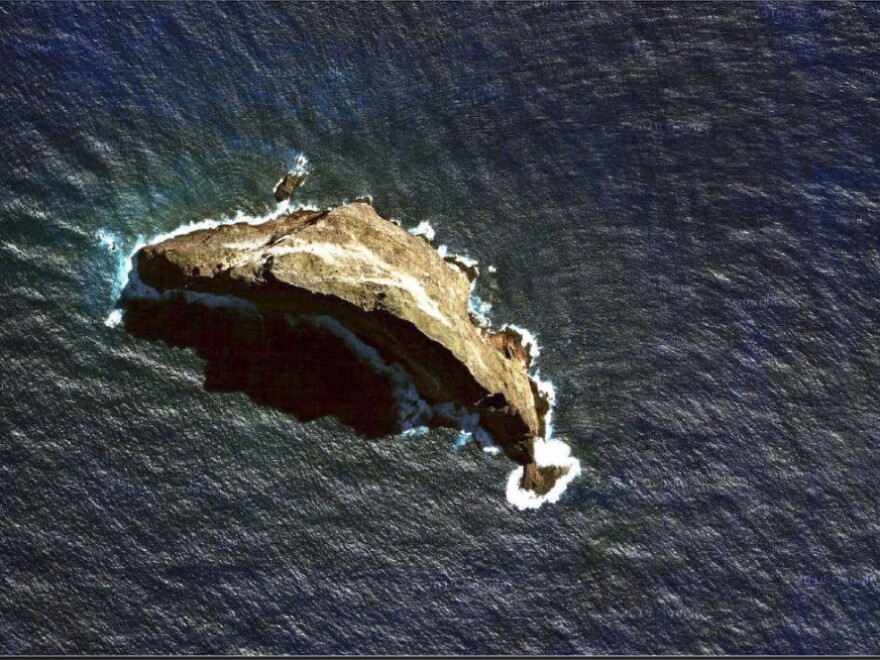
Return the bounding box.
[505,438,583,510]
[408,220,436,242]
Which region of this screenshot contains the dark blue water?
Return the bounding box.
[2,2,880,654]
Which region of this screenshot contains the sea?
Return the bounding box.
[1,2,879,654]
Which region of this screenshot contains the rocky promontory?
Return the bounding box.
[127,200,553,491]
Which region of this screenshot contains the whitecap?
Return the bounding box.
[408,220,436,242]
[104,309,123,328]
[290,153,309,176]
[505,438,582,510]
[96,229,120,253]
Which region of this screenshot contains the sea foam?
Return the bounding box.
[408,220,436,242]
[505,438,582,510]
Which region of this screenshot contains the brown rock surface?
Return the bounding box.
[488,327,532,368]
[273,172,308,201]
[131,202,547,482]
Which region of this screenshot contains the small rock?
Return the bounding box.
[274,172,308,202]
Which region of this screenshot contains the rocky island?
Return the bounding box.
[123,191,559,493]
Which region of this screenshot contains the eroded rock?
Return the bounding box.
[126,202,549,488]
[488,327,532,368]
[273,172,308,201]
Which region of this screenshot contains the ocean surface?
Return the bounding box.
[2,2,879,654]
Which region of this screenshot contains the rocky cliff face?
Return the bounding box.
[130,202,550,490]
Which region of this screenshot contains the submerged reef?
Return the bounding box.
[121,179,565,494]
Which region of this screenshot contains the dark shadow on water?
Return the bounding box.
[122,294,403,437]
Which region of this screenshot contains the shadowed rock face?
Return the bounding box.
[123,296,406,437]
[273,172,308,202]
[125,202,548,489]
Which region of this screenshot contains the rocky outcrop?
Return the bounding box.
[128,201,549,488]
[273,172,308,201]
[443,255,479,283]
[488,327,532,368]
